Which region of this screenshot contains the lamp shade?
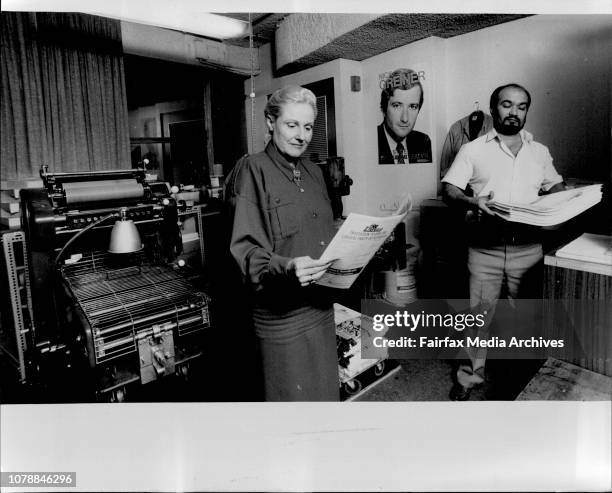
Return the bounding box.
[108,217,142,254]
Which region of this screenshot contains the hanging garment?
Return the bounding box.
[440,112,493,179]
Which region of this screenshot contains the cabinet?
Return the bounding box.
[543,249,612,376]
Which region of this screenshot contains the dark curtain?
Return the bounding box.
[1,12,130,181]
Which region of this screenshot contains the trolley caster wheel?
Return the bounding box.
[342,379,362,396]
[178,364,190,380]
[110,387,126,403]
[374,361,385,377]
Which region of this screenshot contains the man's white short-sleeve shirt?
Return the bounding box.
[442,128,563,204]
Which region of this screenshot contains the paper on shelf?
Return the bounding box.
[556,233,612,266]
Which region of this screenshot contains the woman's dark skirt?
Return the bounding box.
[253,305,339,401]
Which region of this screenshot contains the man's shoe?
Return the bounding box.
[449,383,472,401]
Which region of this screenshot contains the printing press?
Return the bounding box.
[20,166,211,401]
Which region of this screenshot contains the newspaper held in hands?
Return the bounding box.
[316,194,411,289]
[488,184,602,227]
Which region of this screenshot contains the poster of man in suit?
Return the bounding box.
[377,68,432,164]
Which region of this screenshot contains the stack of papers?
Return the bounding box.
[489,184,602,226]
[556,233,612,266]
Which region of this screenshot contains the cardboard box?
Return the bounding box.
[0,210,21,229]
[1,201,20,214]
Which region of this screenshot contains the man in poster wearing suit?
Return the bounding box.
[378,68,432,164]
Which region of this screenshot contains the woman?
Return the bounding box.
[225,85,339,401]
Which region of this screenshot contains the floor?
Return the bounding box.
[351,358,542,402]
[2,349,609,403]
[353,357,611,402]
[517,358,612,400]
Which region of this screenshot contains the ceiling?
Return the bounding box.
[219,13,289,47]
[219,13,528,75]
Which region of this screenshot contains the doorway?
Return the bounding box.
[125,55,208,186]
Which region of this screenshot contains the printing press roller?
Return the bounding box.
[63,179,144,205]
[40,165,150,207]
[23,167,176,245]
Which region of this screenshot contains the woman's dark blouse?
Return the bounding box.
[225,142,336,311]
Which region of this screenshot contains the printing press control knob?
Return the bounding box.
[153,349,165,364]
[152,349,166,375]
[162,198,170,206]
[177,259,186,268]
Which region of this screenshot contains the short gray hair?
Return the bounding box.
[264,85,318,120]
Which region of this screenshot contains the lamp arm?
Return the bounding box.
[55,212,118,267]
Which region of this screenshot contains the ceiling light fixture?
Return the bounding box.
[107,11,249,40]
[2,1,249,40]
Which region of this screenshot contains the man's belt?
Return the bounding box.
[468,216,541,246]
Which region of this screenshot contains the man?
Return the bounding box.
[442,83,565,400]
[378,68,432,164]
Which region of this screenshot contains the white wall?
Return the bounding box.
[443,15,611,182]
[334,59,366,214]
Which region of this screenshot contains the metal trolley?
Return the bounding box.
[334,303,399,400]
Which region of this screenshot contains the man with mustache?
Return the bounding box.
[441,83,565,400]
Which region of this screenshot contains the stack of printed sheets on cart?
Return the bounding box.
[489,184,602,226]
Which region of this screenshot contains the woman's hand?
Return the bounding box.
[287,256,333,287]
